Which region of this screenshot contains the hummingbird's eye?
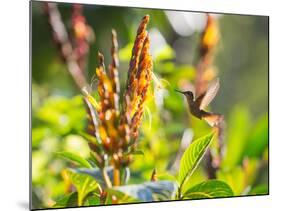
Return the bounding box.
[186,91,193,98]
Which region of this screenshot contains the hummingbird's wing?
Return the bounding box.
[195,92,206,108]
[198,78,220,110]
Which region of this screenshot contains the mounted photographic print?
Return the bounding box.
[30,1,269,210]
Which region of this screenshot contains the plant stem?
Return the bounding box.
[99,190,107,205]
[101,167,112,188]
[113,166,120,186]
[43,3,88,90]
[177,186,183,200]
[78,195,83,206]
[205,149,217,179]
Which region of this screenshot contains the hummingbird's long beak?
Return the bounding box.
[174,89,185,94]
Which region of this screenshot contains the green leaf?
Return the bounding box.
[106,189,140,204]
[35,96,85,135]
[83,193,100,206]
[244,113,268,158]
[178,132,214,189]
[217,167,245,195]
[243,158,259,186]
[57,151,92,168]
[183,180,234,199]
[222,106,251,168]
[32,127,49,148]
[88,151,101,168]
[107,181,178,202]
[78,131,99,145]
[53,192,78,208]
[65,169,98,206]
[131,150,145,156]
[124,150,144,157]
[157,173,178,183]
[249,184,268,195]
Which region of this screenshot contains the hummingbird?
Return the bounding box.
[176,78,223,127]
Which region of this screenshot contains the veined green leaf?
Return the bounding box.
[57,151,92,168]
[178,132,214,189]
[83,193,100,206]
[65,169,98,206]
[184,180,233,199]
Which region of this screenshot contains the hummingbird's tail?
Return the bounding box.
[202,112,224,127]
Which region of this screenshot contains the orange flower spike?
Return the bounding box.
[123,16,152,141]
[119,95,132,147]
[130,37,152,139]
[96,53,113,111]
[96,53,106,99]
[104,109,119,144]
[109,29,120,93]
[129,24,152,117]
[96,67,105,97]
[131,108,144,139]
[127,15,149,93]
[99,125,111,150]
[137,36,153,95]
[108,29,120,112]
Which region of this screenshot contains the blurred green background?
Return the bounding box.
[31,1,268,209]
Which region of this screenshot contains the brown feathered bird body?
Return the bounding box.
[176,79,223,127]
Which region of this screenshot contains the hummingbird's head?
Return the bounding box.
[175,89,194,101]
